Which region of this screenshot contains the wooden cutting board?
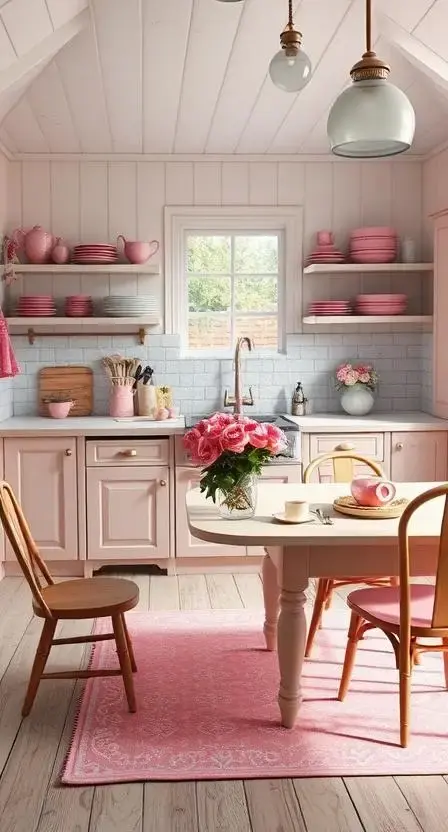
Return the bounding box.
[38,366,93,417]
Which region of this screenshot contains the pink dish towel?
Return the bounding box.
[0,309,19,378]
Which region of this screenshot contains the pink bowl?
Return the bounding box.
[351,253,397,264]
[351,227,397,238]
[47,401,73,418]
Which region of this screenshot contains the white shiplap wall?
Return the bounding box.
[6,158,428,417]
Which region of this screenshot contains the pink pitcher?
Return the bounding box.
[350,476,396,508]
[117,235,159,265]
[51,237,70,264]
[14,226,55,264]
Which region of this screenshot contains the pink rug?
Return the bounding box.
[62,609,448,784]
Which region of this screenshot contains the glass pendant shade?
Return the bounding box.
[327,78,415,158]
[269,48,312,92]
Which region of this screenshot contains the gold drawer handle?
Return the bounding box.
[335,442,355,451]
[65,449,72,457]
[119,449,137,457]
[396,442,404,451]
[160,479,167,487]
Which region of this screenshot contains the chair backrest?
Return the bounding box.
[398,483,448,630]
[303,450,384,483]
[0,481,54,617]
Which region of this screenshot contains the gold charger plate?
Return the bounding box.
[333,496,409,519]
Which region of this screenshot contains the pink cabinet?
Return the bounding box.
[432,211,448,418]
[175,467,242,558]
[4,437,78,561]
[86,466,170,560]
[391,432,448,482]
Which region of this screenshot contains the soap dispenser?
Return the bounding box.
[291,381,306,416]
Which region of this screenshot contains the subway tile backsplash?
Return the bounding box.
[7,331,430,418]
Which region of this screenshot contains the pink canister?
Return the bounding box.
[109,386,134,418]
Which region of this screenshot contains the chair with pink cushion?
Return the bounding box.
[337,483,448,747]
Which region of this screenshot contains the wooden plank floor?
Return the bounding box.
[0,572,447,832]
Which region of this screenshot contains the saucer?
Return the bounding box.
[272,513,315,525]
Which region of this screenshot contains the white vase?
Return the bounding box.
[340,384,374,416]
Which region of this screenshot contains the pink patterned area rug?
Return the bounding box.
[62,609,448,784]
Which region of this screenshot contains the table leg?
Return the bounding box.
[277,548,309,729]
[262,551,280,651]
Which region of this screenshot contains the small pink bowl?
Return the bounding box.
[47,401,73,418]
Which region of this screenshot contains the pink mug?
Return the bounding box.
[317,230,333,246]
[350,476,396,508]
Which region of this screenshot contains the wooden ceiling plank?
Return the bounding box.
[26,60,81,152]
[142,0,194,153]
[174,0,243,153]
[45,0,88,30]
[1,0,53,56]
[3,96,49,153]
[91,0,143,153]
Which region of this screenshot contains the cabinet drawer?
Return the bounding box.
[86,439,169,467]
[309,433,384,462]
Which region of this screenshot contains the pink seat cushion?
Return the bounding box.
[348,584,437,629]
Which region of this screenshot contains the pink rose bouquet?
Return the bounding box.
[335,362,378,392]
[183,412,287,506]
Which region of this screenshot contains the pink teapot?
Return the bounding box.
[117,235,159,265]
[14,225,55,264]
[350,476,396,508]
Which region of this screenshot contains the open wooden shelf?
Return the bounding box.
[303,263,433,275]
[3,263,160,275]
[302,315,433,326]
[6,316,161,345]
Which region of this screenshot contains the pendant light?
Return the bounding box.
[269,0,312,93]
[327,0,415,157]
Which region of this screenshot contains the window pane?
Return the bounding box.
[236,316,278,348]
[188,276,231,312]
[187,235,231,273]
[235,275,277,312]
[189,314,231,350]
[234,235,278,274]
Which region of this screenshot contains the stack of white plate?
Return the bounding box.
[102,296,159,318]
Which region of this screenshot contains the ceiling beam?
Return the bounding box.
[379,12,448,93]
[0,9,89,97]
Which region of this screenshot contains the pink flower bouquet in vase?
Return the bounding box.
[183,413,287,519]
[335,362,378,416]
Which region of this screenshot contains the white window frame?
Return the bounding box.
[164,206,303,356]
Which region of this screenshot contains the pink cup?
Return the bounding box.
[350,476,396,508]
[47,401,73,418]
[317,230,333,246]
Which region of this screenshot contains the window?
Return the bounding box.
[186,232,280,352]
[165,207,303,354]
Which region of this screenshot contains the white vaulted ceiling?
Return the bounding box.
[0,0,447,157]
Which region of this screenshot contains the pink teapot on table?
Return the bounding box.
[350,476,396,508]
[13,225,55,264]
[117,235,159,265]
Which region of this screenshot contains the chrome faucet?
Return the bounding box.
[224,336,254,415]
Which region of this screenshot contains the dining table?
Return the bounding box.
[186,481,445,729]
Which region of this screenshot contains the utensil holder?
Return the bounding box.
[109,385,134,418]
[137,383,158,417]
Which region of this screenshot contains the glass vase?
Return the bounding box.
[340,383,375,416]
[217,475,258,520]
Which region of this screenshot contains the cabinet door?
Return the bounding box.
[391,432,448,482]
[4,437,78,561]
[305,433,387,482]
[433,215,448,417]
[175,468,242,558]
[87,466,170,560]
[248,464,302,556]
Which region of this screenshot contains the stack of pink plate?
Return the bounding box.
[308,300,351,316]
[305,231,345,266]
[16,295,56,317]
[355,294,407,315]
[65,295,93,317]
[349,227,397,264]
[72,244,118,264]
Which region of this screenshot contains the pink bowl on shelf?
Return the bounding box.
[350,240,397,251]
[351,253,397,264]
[350,227,397,238]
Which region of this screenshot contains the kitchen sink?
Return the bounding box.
[186,414,289,428]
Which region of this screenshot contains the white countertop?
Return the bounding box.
[0,416,186,436]
[187,482,445,547]
[283,412,448,433]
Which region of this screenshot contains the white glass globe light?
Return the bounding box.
[269,48,312,93]
[327,77,415,157]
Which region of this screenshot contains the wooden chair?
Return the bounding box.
[0,480,139,716]
[338,483,448,747]
[303,450,397,657]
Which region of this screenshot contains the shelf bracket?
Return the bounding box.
[27,328,36,345]
[138,327,147,345]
